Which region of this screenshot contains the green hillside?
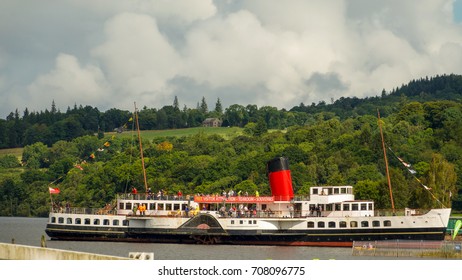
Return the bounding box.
[0,74,462,217]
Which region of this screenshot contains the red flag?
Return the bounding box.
[49,187,60,194]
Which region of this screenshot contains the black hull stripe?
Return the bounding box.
[45,225,446,247]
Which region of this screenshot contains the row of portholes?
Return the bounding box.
[307,220,392,228]
[52,216,129,226]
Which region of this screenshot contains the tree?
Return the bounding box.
[22,142,50,169]
[214,98,223,115]
[353,179,381,202]
[199,96,208,114]
[224,104,247,127]
[254,117,268,136]
[424,153,457,208]
[173,96,180,110]
[0,155,20,168]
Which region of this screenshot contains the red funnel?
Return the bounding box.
[267,157,294,201]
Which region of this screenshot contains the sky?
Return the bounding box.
[1,0,462,118]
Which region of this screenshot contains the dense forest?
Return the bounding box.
[0,74,462,216]
[2,74,462,149]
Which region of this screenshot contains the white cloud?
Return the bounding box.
[27,53,110,111]
[92,12,182,108]
[69,0,216,25]
[1,0,462,116]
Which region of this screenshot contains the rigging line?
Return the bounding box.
[48,175,64,186]
[385,143,446,208]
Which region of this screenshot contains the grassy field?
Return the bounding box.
[108,126,243,141]
[0,127,244,157]
[0,147,23,159]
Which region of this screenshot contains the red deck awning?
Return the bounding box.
[194,195,274,203]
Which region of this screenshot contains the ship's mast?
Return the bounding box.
[378,109,395,213]
[134,102,148,192]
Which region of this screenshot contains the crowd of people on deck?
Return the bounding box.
[129,186,265,202]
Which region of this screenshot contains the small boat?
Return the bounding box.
[44,108,451,247]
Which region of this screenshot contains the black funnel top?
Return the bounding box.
[267,157,290,173]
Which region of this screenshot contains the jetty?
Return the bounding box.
[352,239,462,259]
[0,242,132,260]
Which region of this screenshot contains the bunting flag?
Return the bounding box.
[397,157,411,167]
[415,178,431,190]
[49,187,60,194]
[81,114,134,163]
[387,144,445,207]
[453,220,462,240]
[395,154,417,174]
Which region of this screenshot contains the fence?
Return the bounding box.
[352,240,462,259]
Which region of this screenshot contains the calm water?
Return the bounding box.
[0,216,363,260]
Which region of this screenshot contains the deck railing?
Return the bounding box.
[352,240,462,259]
[51,207,117,215]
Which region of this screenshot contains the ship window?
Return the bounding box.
[334,188,339,194]
[113,220,119,226]
[368,203,373,210]
[384,220,391,227]
[361,203,367,210]
[125,202,132,210]
[341,188,346,194]
[123,220,129,226]
[318,221,325,228]
[75,218,81,224]
[103,219,110,225]
[58,217,64,224]
[231,220,235,225]
[307,221,315,228]
[93,219,100,225]
[328,221,336,228]
[312,188,318,195]
[335,204,341,211]
[352,204,359,211]
[166,204,172,211]
[248,220,252,224]
[339,221,347,228]
[240,220,244,224]
[84,218,90,225]
[157,204,164,210]
[174,204,180,210]
[51,217,56,223]
[343,204,350,211]
[67,218,72,224]
[119,202,124,209]
[149,203,155,210]
[361,221,369,227]
[253,220,257,224]
[182,204,188,210]
[372,221,380,227]
[350,221,358,228]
